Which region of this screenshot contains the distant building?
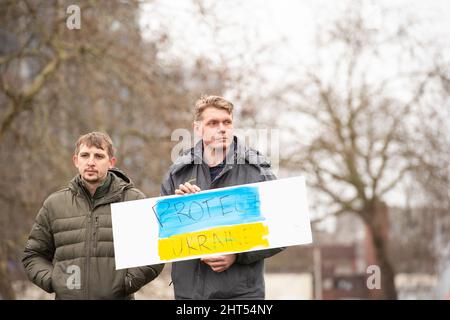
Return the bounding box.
[265,203,444,299]
[318,244,372,299]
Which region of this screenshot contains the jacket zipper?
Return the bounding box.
[210,164,233,187]
[85,207,93,299]
[93,216,99,250]
[79,185,123,299]
[89,194,122,297]
[198,164,233,298]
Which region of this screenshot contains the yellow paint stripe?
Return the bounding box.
[158,222,269,261]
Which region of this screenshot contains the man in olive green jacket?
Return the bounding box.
[22,132,164,299]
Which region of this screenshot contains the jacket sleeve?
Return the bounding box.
[125,264,165,295]
[122,187,165,294]
[235,247,285,265]
[235,161,286,265]
[160,170,175,196]
[22,204,55,293]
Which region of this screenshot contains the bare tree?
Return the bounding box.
[279,2,441,299]
[410,54,450,296]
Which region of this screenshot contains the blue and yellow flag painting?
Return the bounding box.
[152,186,270,260]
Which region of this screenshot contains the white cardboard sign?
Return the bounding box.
[111,176,312,269]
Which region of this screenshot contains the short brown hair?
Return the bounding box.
[74,132,115,158]
[194,95,233,121]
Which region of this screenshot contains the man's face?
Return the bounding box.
[73,144,116,184]
[195,107,233,150]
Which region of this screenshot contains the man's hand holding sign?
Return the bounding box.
[176,181,237,273]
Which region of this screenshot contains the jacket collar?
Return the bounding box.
[171,136,272,174]
[68,167,133,201]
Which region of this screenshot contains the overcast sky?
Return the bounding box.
[140,0,450,109]
[140,0,450,66]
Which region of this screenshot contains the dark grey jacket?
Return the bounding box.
[161,137,284,299]
[23,168,164,299]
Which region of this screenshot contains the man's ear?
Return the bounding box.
[73,154,78,168]
[193,121,202,137]
[109,157,117,168]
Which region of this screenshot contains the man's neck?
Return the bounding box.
[81,173,111,198]
[203,145,228,167]
[83,180,100,196]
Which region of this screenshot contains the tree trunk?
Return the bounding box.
[365,201,398,299]
[369,225,398,299]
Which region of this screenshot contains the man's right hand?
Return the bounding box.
[175,182,201,195]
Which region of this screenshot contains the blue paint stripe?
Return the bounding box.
[153,186,263,238]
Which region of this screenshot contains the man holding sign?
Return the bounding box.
[161,95,284,299]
